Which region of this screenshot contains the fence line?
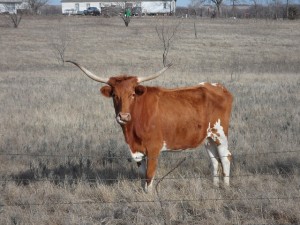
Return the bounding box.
[0,149,300,160]
[2,196,300,208]
[1,149,299,209]
[0,149,298,183]
[0,172,295,183]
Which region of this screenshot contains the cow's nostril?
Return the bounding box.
[119,113,131,122]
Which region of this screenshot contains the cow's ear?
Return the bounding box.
[135,85,146,96]
[100,86,113,98]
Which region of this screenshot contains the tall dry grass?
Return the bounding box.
[0,16,300,224]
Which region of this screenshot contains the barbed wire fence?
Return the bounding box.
[0,149,300,209]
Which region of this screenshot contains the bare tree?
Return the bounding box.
[287,5,298,19]
[155,18,181,66]
[285,0,290,18]
[121,8,131,27]
[189,0,206,38]
[50,24,71,65]
[211,0,223,17]
[101,4,131,27]
[189,0,206,16]
[250,0,260,18]
[230,0,239,17]
[121,15,131,27]
[27,0,48,14]
[4,6,23,28]
[8,12,23,28]
[272,0,282,19]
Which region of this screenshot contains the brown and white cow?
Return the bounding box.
[67,61,233,192]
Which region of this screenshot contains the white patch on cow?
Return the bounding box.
[160,141,196,153]
[213,119,227,146]
[206,122,216,142]
[199,82,206,86]
[127,145,144,162]
[161,141,168,152]
[206,119,227,146]
[131,152,144,162]
[211,83,218,87]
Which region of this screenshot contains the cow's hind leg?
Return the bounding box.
[205,137,221,187]
[207,120,232,187]
[217,139,232,187]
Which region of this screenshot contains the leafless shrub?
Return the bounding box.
[3,7,23,28]
[230,53,242,82]
[121,14,131,27]
[8,13,23,28]
[211,0,223,17]
[288,6,298,19]
[27,0,49,14]
[155,18,181,66]
[50,24,71,65]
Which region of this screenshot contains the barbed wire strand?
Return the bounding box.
[2,196,300,208]
[0,171,297,183]
[0,148,298,183]
[155,157,187,225]
[0,149,300,160]
[1,150,299,209]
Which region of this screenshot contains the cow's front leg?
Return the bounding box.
[144,155,159,193]
[137,159,146,189]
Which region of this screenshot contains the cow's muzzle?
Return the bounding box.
[116,112,131,124]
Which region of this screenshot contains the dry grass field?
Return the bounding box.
[0,15,300,224]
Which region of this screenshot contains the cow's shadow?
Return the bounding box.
[8,152,300,187]
[232,154,300,177]
[9,157,140,186]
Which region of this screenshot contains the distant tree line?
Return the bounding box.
[177,1,299,19]
[5,0,298,20]
[40,3,298,19]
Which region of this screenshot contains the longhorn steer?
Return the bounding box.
[67,61,233,192]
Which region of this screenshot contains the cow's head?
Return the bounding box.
[66,61,171,125]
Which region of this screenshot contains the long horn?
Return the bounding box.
[66,60,109,84]
[137,63,172,83]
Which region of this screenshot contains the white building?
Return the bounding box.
[61,0,176,15]
[0,0,26,14]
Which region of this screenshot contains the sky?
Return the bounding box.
[175,0,190,7]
